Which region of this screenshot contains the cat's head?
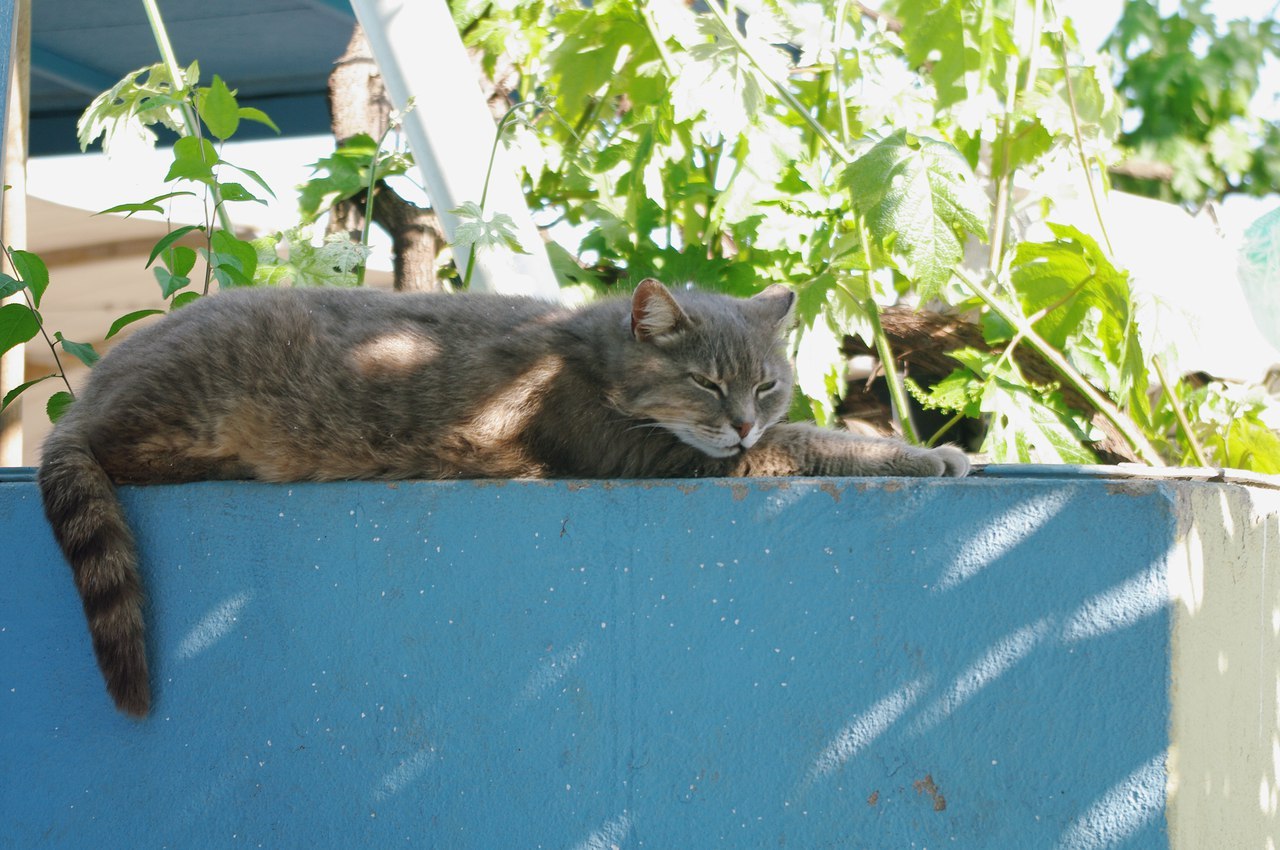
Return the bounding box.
[615,279,796,458]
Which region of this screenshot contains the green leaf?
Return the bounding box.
[793,311,845,426]
[1,373,56,411]
[75,62,192,154]
[164,136,220,184]
[147,224,202,268]
[47,391,74,423]
[209,230,259,287]
[238,106,279,134]
[216,182,265,204]
[912,368,983,418]
[106,309,165,339]
[170,291,202,310]
[221,161,276,199]
[164,245,197,277]
[296,134,404,221]
[1225,418,1280,474]
[1010,223,1145,400]
[196,75,240,140]
[153,266,191,298]
[0,301,39,357]
[97,191,197,218]
[54,332,100,367]
[888,0,968,108]
[980,379,1097,464]
[844,130,989,300]
[11,250,49,308]
[450,201,528,256]
[0,272,25,300]
[254,228,370,288]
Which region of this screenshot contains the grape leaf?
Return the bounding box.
[451,201,528,256]
[844,130,989,300]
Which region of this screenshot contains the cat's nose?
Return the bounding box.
[735,421,753,440]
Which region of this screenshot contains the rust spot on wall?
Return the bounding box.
[677,483,699,495]
[913,774,946,811]
[566,481,592,492]
[867,790,879,806]
[729,482,750,502]
[818,481,843,503]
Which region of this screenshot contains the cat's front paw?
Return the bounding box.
[928,445,970,477]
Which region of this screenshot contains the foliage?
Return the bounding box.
[4,0,1278,473]
[453,0,1278,471]
[1106,0,1280,205]
[0,56,372,420]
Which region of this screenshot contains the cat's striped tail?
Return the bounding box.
[37,418,150,717]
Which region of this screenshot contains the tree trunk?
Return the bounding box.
[327,25,444,292]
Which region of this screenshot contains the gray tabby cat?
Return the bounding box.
[39,279,966,717]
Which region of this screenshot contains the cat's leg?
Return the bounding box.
[733,422,968,477]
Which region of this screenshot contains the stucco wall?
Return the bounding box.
[1,470,1275,848]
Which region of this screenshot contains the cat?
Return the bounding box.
[38,279,967,717]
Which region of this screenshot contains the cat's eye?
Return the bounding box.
[755,380,778,396]
[689,373,723,395]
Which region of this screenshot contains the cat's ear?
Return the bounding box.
[752,284,796,331]
[631,279,689,342]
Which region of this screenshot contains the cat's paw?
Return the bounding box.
[929,445,970,477]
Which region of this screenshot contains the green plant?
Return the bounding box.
[454,0,1277,471]
[1106,0,1280,205]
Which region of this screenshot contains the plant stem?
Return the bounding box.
[4,247,73,399]
[461,102,538,290]
[355,119,404,287]
[988,0,1023,274]
[832,0,853,149]
[925,412,964,447]
[141,0,235,241]
[638,3,679,78]
[702,0,853,165]
[954,265,1164,465]
[1153,355,1209,467]
[1057,32,1114,256]
[857,216,918,444]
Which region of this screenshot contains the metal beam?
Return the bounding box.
[303,0,356,21]
[348,0,559,298]
[30,44,115,95]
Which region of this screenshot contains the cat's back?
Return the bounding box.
[98,286,571,372]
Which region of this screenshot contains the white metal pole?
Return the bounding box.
[348,0,560,299]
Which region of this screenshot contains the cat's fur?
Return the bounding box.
[38,280,966,717]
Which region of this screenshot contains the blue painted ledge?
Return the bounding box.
[2,468,1278,848]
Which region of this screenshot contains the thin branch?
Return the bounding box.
[954,266,1164,465]
[1057,33,1115,256]
[1153,355,1209,466]
[702,0,853,164]
[3,247,74,399]
[856,216,919,443]
[142,0,234,238]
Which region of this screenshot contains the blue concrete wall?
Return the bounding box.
[1,474,1178,848]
